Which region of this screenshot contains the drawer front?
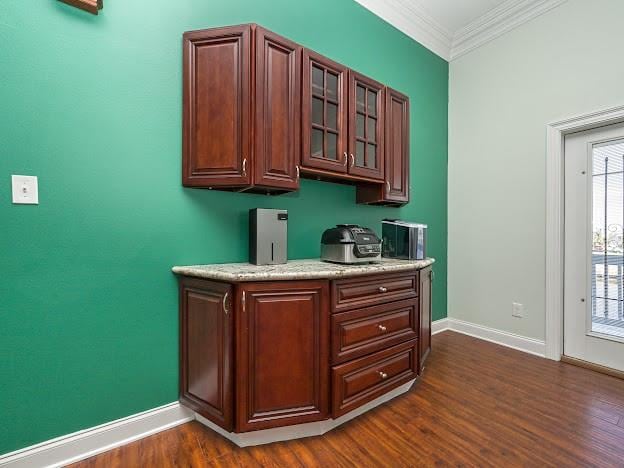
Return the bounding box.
[332,273,418,312]
[332,340,418,418]
[331,299,418,364]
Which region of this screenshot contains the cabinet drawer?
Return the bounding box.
[332,340,418,418]
[331,299,418,364]
[332,272,418,312]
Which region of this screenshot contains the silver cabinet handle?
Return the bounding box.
[222,292,229,315]
[386,181,390,193]
[242,158,247,176]
[378,371,388,379]
[242,291,246,313]
[296,165,300,180]
[350,154,355,168]
[378,286,388,293]
[343,152,348,166]
[377,324,387,332]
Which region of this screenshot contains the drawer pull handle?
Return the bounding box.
[378,286,388,293]
[378,371,388,379]
[377,324,387,332]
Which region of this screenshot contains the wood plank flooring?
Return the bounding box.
[71,331,624,467]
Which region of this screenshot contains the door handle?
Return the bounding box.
[296,165,300,181]
[242,158,247,176]
[350,153,355,168]
[222,292,229,315]
[343,152,348,167]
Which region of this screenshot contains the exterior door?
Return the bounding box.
[301,49,348,174]
[253,26,301,190]
[348,71,384,181]
[564,123,624,372]
[183,25,251,188]
[236,281,329,432]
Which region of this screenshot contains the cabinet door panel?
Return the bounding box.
[301,49,348,174]
[385,88,409,202]
[236,281,329,432]
[348,71,384,181]
[254,27,301,190]
[183,26,251,187]
[419,268,432,371]
[179,278,233,431]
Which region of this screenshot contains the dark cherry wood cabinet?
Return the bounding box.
[301,49,349,175]
[419,267,432,371]
[235,281,329,431]
[348,71,385,181]
[183,24,301,193]
[177,266,432,437]
[357,87,410,206]
[179,278,234,431]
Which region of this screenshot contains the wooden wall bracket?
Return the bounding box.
[58,0,103,15]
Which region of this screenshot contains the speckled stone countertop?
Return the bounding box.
[172,258,435,282]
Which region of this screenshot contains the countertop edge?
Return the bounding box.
[171,258,435,282]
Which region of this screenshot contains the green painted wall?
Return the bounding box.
[0,0,447,454]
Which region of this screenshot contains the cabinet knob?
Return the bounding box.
[378,371,388,379]
[378,286,388,293]
[377,324,387,332]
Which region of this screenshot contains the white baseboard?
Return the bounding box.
[0,402,194,468]
[432,318,450,335]
[195,378,416,447]
[433,317,546,357]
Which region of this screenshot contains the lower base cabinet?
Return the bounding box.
[178,268,432,434]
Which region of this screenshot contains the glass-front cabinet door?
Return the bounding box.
[348,71,384,181]
[301,50,348,173]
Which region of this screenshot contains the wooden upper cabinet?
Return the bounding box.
[183,25,251,188]
[183,24,301,193]
[356,87,410,206]
[301,50,349,175]
[179,278,234,431]
[419,268,433,372]
[236,281,329,432]
[348,71,385,181]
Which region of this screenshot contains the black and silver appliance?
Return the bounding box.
[249,208,288,265]
[321,224,381,264]
[382,219,427,260]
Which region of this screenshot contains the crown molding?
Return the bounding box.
[353,0,567,62]
[451,0,568,60]
[353,0,453,60]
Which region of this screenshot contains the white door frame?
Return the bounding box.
[545,104,624,360]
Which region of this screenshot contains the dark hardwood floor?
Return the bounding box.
[71,331,624,467]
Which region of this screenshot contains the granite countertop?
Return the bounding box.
[172,257,435,282]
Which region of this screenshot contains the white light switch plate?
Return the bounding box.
[12,175,39,204]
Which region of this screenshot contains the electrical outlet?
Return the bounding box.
[512,302,524,318]
[11,175,39,204]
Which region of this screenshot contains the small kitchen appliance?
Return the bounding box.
[249,208,288,265]
[382,219,427,260]
[320,224,382,264]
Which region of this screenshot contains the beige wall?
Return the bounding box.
[448,0,624,340]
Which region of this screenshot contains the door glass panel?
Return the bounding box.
[327,103,337,130]
[312,66,324,96]
[327,72,338,100]
[311,128,324,157]
[367,143,377,169]
[356,141,365,167]
[312,97,324,126]
[356,114,365,139]
[367,90,377,116]
[356,85,366,113]
[591,140,624,338]
[367,117,376,143]
[327,132,337,160]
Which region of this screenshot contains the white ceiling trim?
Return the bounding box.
[353,0,453,60]
[451,0,568,60]
[353,0,568,62]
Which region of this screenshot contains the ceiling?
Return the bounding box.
[417,0,508,35]
[353,0,568,60]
